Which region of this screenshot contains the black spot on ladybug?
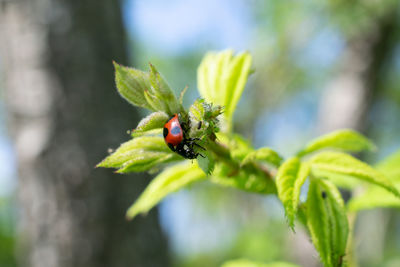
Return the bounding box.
[322,191,327,199]
[163,127,168,138]
[168,143,175,151]
[171,126,181,135]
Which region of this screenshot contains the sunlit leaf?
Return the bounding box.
[114,62,153,110]
[276,157,310,228]
[189,98,206,121]
[126,162,206,219]
[297,129,375,157]
[221,258,300,267]
[197,150,215,175]
[116,153,178,173]
[97,136,181,172]
[144,89,166,113]
[310,169,361,190]
[319,179,348,264]
[197,50,252,131]
[306,178,348,267]
[131,111,169,137]
[348,182,400,211]
[211,162,276,194]
[310,151,400,198]
[242,147,283,167]
[188,99,223,140]
[375,149,400,180]
[188,98,207,138]
[348,149,400,211]
[114,62,182,115]
[149,63,183,115]
[218,133,253,162]
[307,179,330,266]
[297,203,308,227]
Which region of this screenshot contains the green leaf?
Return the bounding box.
[113,61,153,110]
[276,157,310,228]
[218,133,253,162]
[242,147,283,167]
[297,129,375,157]
[348,149,400,211]
[189,98,206,121]
[188,98,206,138]
[319,179,348,265]
[143,89,165,112]
[310,169,361,190]
[188,98,223,139]
[116,153,178,173]
[97,136,181,172]
[224,52,252,124]
[149,63,183,115]
[211,162,277,194]
[114,62,182,115]
[126,162,206,219]
[297,203,308,227]
[306,178,348,267]
[221,259,300,267]
[197,150,215,175]
[132,111,169,136]
[348,183,400,211]
[375,149,400,180]
[310,151,400,198]
[307,179,331,266]
[197,50,252,131]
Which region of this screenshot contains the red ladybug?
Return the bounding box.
[163,114,183,149]
[163,114,204,159]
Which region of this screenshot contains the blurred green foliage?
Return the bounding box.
[0,198,16,267]
[174,219,292,267]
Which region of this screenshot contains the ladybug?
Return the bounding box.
[163,114,204,159]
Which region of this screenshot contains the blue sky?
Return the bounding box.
[0,105,16,197]
[123,0,253,54]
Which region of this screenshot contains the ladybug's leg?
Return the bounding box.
[180,121,190,133]
[180,122,186,131]
[193,143,205,150]
[183,137,206,152]
[185,139,205,151]
[186,137,201,141]
[175,143,192,159]
[197,153,205,158]
[185,137,204,145]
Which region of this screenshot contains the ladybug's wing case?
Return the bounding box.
[163,114,202,159]
[163,114,183,148]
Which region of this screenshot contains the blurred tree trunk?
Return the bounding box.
[0,1,169,267]
[317,11,398,134]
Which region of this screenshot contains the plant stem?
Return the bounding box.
[205,140,275,185]
[204,140,239,170]
[346,211,358,267]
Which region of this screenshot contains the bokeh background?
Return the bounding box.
[1,0,400,266]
